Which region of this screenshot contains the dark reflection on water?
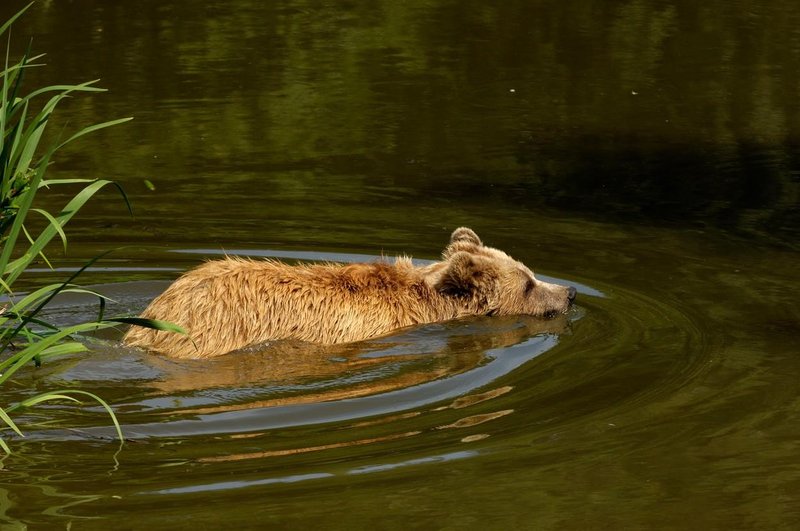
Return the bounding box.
[1,0,799,529]
[1,0,798,246]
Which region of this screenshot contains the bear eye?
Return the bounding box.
[524,279,535,295]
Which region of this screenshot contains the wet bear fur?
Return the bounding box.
[123,227,574,358]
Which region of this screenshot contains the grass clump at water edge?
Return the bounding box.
[0,3,182,456]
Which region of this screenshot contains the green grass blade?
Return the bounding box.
[38,178,96,188]
[0,130,47,276]
[0,339,88,374]
[20,80,106,102]
[4,40,34,151]
[2,312,60,332]
[52,117,133,153]
[0,52,44,76]
[0,407,23,437]
[21,223,54,270]
[9,389,124,443]
[35,341,88,360]
[16,393,81,407]
[97,294,106,322]
[4,181,121,285]
[5,100,29,186]
[3,80,104,129]
[13,92,63,172]
[0,18,34,162]
[107,317,187,335]
[0,321,113,384]
[30,208,68,252]
[7,282,76,311]
[0,3,32,39]
[3,81,106,132]
[0,251,115,353]
[0,53,44,80]
[0,275,12,295]
[3,115,25,183]
[1,36,10,176]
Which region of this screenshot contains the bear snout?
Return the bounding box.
[567,286,577,304]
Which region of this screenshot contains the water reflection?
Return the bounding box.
[2,0,796,247]
[145,314,556,407]
[108,316,568,437]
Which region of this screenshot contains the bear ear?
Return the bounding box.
[435,251,497,298]
[450,227,482,247]
[443,227,483,259]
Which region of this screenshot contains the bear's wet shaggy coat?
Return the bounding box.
[123,228,575,358]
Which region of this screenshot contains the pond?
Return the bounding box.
[1,0,799,528]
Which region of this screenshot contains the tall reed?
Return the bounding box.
[0,3,181,455]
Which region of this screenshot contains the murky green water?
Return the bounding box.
[1,1,799,528]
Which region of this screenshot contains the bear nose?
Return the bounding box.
[567,286,577,303]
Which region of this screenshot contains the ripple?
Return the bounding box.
[2,249,720,525]
[28,315,567,440]
[15,247,710,451]
[17,249,590,442]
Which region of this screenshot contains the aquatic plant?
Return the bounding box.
[0,3,180,454]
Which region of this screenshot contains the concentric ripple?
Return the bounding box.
[4,249,711,506]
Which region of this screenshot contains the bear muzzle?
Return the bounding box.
[567,286,577,304]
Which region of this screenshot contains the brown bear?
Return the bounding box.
[123,227,576,358]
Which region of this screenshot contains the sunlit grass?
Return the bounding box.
[0,3,183,455]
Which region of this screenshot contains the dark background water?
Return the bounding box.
[1,1,799,528]
[3,0,799,248]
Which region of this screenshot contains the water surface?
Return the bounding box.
[1,1,799,528]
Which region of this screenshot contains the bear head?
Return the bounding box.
[425,227,576,318]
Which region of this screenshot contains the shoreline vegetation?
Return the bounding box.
[0,3,180,456]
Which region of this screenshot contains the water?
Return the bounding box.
[1,1,799,528]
